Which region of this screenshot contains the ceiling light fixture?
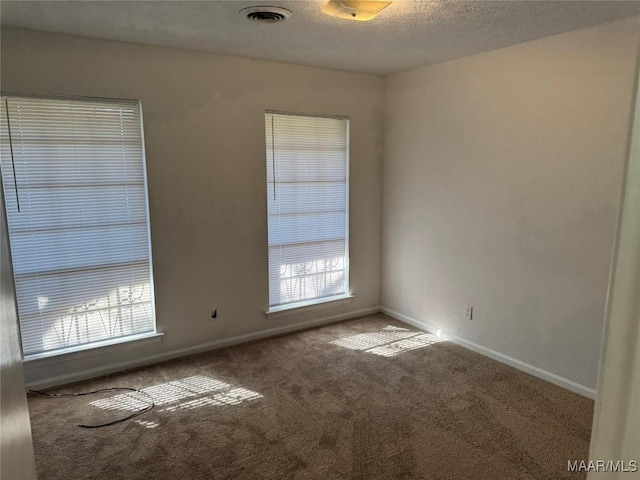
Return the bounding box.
[322,1,392,22]
[240,6,292,23]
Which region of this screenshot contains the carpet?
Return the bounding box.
[27,313,593,479]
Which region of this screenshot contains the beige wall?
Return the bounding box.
[382,16,640,391]
[0,27,384,385]
[3,17,639,393]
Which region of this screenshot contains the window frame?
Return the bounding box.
[264,110,351,314]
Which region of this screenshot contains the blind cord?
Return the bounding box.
[4,98,20,212]
[271,115,276,201]
[28,387,155,428]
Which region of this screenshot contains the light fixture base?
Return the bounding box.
[323,1,392,22]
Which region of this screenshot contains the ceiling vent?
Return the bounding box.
[240,6,292,23]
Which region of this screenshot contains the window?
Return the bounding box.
[265,112,349,311]
[0,94,156,358]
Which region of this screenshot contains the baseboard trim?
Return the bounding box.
[380,306,597,399]
[26,306,381,390]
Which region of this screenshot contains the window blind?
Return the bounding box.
[265,112,349,310]
[0,95,156,357]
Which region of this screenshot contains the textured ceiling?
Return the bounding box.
[1,1,639,75]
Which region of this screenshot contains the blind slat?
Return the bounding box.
[0,95,156,357]
[265,113,349,308]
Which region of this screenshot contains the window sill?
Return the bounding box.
[265,294,354,320]
[23,332,164,368]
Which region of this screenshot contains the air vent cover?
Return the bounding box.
[240,6,292,23]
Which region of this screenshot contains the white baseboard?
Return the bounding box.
[26,306,381,390]
[380,306,597,399]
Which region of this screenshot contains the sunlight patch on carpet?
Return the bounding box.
[89,375,262,426]
[135,420,159,428]
[163,387,262,412]
[331,325,444,357]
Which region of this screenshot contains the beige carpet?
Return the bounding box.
[27,314,593,480]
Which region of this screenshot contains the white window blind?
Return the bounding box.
[0,95,156,358]
[265,112,349,310]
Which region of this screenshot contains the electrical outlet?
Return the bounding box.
[210,309,218,320]
[464,306,473,320]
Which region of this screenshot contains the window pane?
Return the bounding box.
[0,95,156,357]
[265,113,349,309]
